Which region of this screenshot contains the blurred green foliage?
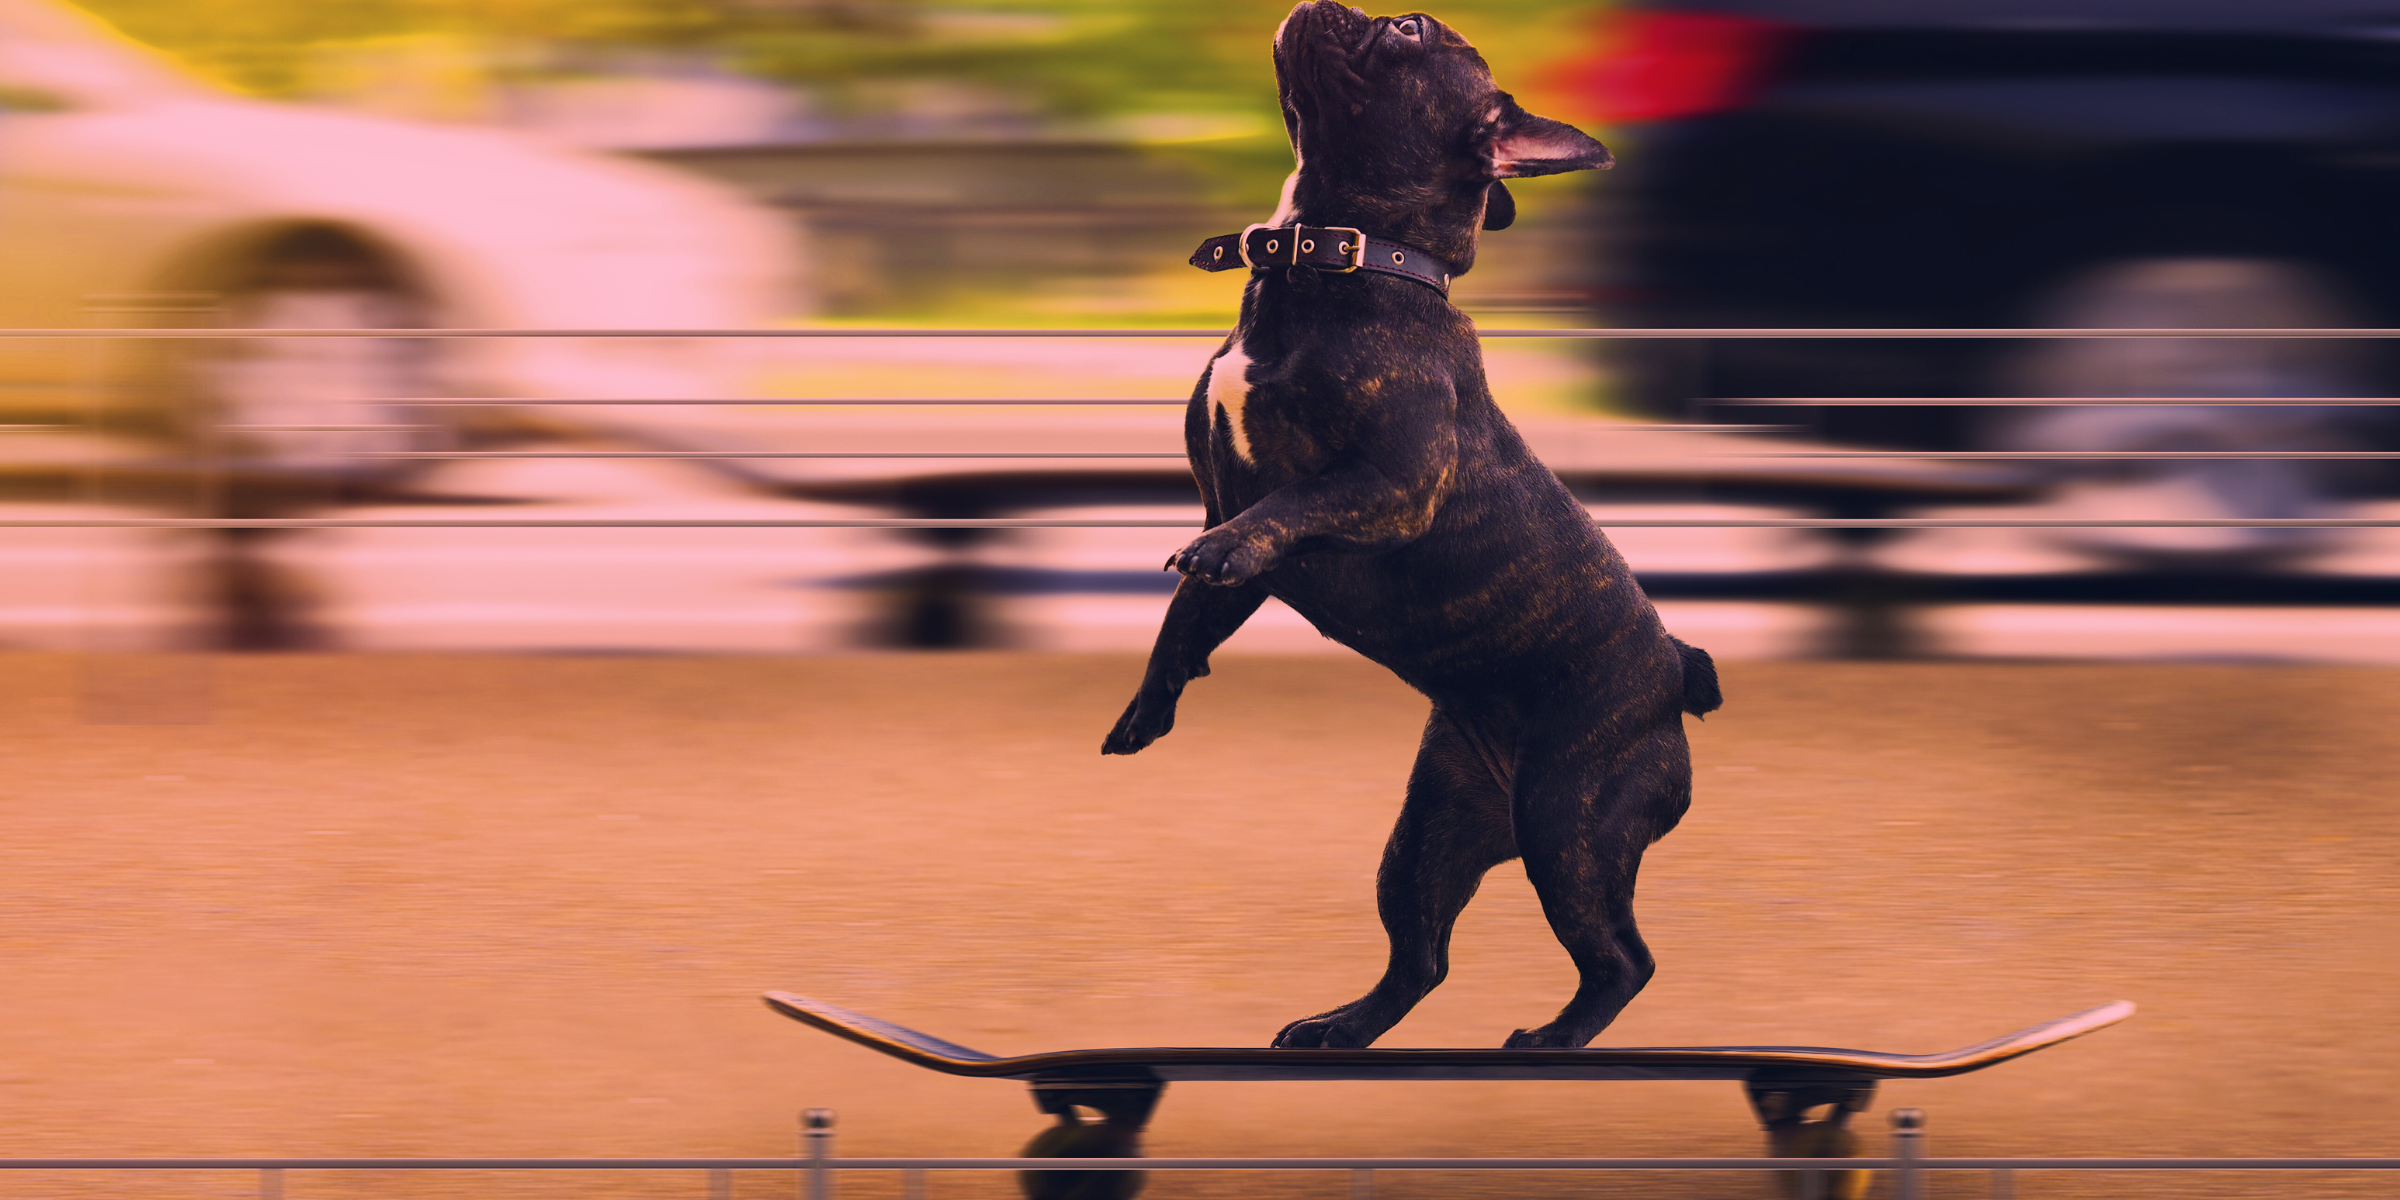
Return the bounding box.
[74,0,1598,127]
[73,0,1600,211]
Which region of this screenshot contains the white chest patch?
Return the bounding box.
[1207,342,1256,464]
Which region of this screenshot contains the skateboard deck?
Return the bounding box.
[767,989,2131,1200]
[764,991,2133,1085]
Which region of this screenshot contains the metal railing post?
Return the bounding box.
[1891,1108,1926,1200]
[258,1166,282,1200]
[1991,1166,2015,1199]
[802,1108,836,1200]
[1350,1166,1374,1200]
[708,1166,732,1200]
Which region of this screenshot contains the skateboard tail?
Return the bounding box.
[1881,1000,2136,1078]
[764,992,1008,1072]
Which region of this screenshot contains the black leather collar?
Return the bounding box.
[1189,224,1454,296]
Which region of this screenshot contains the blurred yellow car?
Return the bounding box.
[0,0,800,435]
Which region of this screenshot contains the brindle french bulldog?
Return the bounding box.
[1101,0,1721,1049]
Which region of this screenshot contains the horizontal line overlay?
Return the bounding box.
[16,328,2400,339]
[1,519,2396,530]
[2,1156,2398,1171]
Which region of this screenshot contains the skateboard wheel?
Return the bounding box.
[1773,1122,1868,1200]
[1018,1115,1145,1200]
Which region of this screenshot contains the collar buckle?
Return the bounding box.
[1236,223,1269,270]
[1322,227,1366,274]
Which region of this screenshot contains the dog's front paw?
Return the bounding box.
[1101,686,1178,755]
[1168,527,1279,587]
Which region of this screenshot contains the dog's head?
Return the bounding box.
[1270,1,1611,267]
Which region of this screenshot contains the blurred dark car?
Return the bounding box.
[1558,0,2400,463]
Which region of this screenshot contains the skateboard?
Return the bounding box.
[765,991,2132,1198]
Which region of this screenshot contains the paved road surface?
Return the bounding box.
[2,653,2395,1199]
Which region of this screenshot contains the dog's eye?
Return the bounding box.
[1396,18,1421,37]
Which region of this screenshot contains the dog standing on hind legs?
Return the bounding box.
[1099,1,1722,1050]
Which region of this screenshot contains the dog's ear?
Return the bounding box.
[1482,181,1517,231]
[1487,97,1613,179]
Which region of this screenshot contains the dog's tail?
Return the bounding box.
[1671,636,1723,718]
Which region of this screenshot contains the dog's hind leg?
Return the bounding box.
[1502,720,1693,1048]
[1274,706,1517,1048]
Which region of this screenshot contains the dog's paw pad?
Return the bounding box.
[1272,1015,1364,1049]
[1501,1025,1587,1049]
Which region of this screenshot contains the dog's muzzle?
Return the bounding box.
[1190,225,1455,295]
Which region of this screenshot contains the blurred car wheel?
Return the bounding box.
[173,226,453,648]
[196,225,446,479]
[1988,256,2372,566]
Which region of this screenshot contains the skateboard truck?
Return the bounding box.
[1023,1070,1161,1200]
[1029,1069,1165,1131]
[1746,1069,1877,1200]
[1745,1067,1876,1131]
